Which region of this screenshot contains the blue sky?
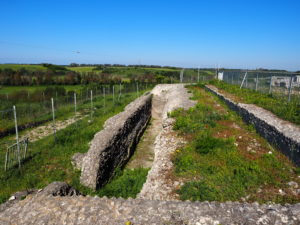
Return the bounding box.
[0,0,299,70]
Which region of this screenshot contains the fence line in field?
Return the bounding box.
[1,83,153,171]
[218,70,300,102]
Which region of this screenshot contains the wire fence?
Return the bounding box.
[0,82,154,171]
[219,70,300,102]
[0,83,151,137]
[5,137,28,171]
[0,73,216,171]
[180,69,215,83]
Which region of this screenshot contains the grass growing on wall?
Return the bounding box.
[0,92,149,203]
[170,85,300,204]
[209,80,300,125]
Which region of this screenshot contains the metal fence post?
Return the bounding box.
[113,85,115,103]
[180,69,184,83]
[118,83,122,101]
[74,93,77,115]
[90,90,93,120]
[197,68,200,83]
[255,73,259,91]
[103,87,106,109]
[240,71,248,89]
[288,75,293,102]
[269,75,273,94]
[51,98,56,142]
[13,106,21,169]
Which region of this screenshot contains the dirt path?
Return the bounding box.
[137,84,196,200]
[126,94,165,169]
[21,114,85,142]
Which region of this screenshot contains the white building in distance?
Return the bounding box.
[271,76,300,88]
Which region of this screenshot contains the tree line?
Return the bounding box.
[69,63,179,70]
[0,67,173,86]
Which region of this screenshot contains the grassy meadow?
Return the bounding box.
[0,89,150,203]
[170,84,300,204]
[0,85,83,94]
[0,64,47,71]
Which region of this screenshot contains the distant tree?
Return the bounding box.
[44,71,54,84]
[69,63,79,67]
[18,67,28,76]
[42,63,67,72]
[64,72,77,84]
[12,71,21,85]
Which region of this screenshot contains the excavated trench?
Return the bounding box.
[126,87,165,169]
[1,84,300,224]
[127,84,196,200]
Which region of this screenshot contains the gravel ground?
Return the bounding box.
[138,84,196,200]
[1,183,299,225]
[21,113,85,142]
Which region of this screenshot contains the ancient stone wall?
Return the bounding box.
[206,85,300,166]
[78,93,152,190]
[1,182,299,224]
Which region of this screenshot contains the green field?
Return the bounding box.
[0,83,141,138]
[66,66,97,73]
[0,64,47,71]
[0,85,83,94]
[0,89,150,203]
[0,63,215,85]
